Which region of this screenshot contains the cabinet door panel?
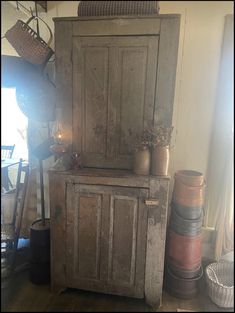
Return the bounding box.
[66,184,103,285]
[76,194,102,279]
[106,188,149,297]
[115,37,158,160]
[108,195,138,284]
[66,183,148,298]
[73,36,158,169]
[118,48,147,155]
[84,48,108,154]
[73,38,109,163]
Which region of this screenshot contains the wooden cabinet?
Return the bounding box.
[51,14,180,310]
[49,169,170,308]
[66,183,148,298]
[54,15,180,170]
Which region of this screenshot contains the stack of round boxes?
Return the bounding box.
[165,170,205,299]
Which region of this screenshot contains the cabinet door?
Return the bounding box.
[113,37,158,166]
[66,183,148,298]
[73,36,158,169]
[66,183,107,291]
[105,187,149,298]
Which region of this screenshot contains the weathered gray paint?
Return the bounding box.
[49,170,170,306]
[51,14,180,309]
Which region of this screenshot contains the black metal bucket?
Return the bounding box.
[171,201,203,220]
[170,207,202,236]
[165,264,203,299]
[29,219,50,284]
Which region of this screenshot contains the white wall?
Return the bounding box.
[1,1,27,55]
[1,1,79,55]
[159,1,233,203]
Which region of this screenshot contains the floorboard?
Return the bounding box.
[1,244,234,312]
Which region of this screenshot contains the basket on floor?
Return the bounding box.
[205,261,234,308]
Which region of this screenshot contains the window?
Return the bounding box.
[1,87,28,160]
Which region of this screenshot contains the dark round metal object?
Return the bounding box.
[165,264,203,299]
[170,206,203,236]
[171,201,203,220]
[29,219,50,285]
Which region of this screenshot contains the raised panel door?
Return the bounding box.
[66,183,106,290]
[73,36,158,169]
[104,187,149,298]
[73,38,109,167]
[66,183,148,297]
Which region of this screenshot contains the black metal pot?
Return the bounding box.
[165,264,203,299]
[171,201,203,220]
[170,206,202,236]
[29,218,50,284]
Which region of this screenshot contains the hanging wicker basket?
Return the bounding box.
[205,261,234,308]
[5,16,54,66]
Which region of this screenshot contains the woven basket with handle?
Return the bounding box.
[5,16,54,66]
[205,261,234,308]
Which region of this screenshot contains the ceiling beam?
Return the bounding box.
[8,1,47,16]
[36,1,47,12]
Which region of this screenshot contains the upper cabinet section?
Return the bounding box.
[73,36,158,169]
[54,15,180,169]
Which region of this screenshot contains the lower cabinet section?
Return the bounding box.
[66,183,148,298]
[49,170,169,309]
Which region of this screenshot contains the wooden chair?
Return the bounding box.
[1,145,15,159]
[1,159,29,278]
[1,145,16,191]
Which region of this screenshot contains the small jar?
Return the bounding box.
[151,145,169,176]
[133,146,150,175]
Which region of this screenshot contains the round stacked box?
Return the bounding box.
[165,170,205,299]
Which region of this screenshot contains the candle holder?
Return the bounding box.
[50,143,71,171]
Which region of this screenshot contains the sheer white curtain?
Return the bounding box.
[205,15,234,260]
[214,135,234,259]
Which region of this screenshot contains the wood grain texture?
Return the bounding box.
[145,179,170,309]
[154,17,180,127]
[54,14,181,22]
[49,172,157,299]
[55,21,73,145]
[72,18,161,36]
[73,36,159,169]
[109,195,137,285]
[73,37,109,161]
[3,266,226,312]
[52,14,179,310]
[49,173,67,292]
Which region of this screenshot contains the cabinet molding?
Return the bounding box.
[52,14,180,310]
[49,169,169,306]
[54,15,180,169]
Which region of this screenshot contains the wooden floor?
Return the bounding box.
[1,245,234,312]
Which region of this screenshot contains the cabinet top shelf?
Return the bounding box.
[53,14,180,22]
[48,167,170,180]
[48,168,170,189]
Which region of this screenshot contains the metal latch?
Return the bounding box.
[145,199,159,206]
